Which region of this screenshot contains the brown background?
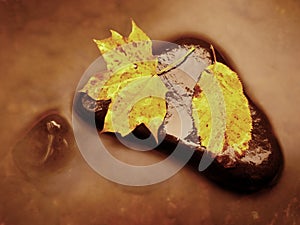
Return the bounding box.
[0,0,299,224]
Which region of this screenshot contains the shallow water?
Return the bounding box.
[0,0,300,224]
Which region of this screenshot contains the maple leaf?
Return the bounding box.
[80,20,167,141]
[192,58,252,154]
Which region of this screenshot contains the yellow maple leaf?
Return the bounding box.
[104,76,167,141]
[192,62,253,154]
[80,20,167,141]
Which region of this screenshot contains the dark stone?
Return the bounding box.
[12,112,75,180]
[74,38,284,192]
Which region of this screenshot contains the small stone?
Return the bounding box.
[12,113,75,179]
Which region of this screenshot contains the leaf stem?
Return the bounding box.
[210,44,217,64]
[157,47,196,75]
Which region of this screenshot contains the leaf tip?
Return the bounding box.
[128,19,149,42]
[110,29,123,39]
[130,18,136,27]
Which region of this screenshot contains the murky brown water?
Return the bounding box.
[1,0,300,224]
